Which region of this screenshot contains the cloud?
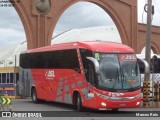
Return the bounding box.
[138,0,160,26]
[0,28,25,48]
[138,0,146,23]
[0,5,24,31]
[0,1,25,48]
[0,0,160,49]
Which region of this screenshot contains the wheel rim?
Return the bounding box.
[77,96,81,110]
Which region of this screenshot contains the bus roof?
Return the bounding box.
[27,41,134,53]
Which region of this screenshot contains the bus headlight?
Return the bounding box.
[134,93,142,99]
[94,91,142,101]
[136,101,140,105]
[88,93,94,98]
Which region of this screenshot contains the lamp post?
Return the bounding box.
[144,0,153,108]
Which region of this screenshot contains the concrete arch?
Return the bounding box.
[12,0,138,50]
[12,1,35,49]
[137,23,160,54]
[49,0,129,45]
[151,43,159,54]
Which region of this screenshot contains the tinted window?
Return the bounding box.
[137,59,145,74]
[16,73,19,82]
[10,73,14,83]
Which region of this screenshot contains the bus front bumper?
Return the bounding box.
[93,92,142,109]
[96,98,142,110]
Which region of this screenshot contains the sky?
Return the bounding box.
[0,0,160,49]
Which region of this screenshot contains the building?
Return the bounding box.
[0,26,120,97]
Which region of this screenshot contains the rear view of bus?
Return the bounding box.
[79,42,141,111]
[18,41,142,111]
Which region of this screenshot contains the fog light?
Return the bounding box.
[101,102,107,107]
[136,102,140,106]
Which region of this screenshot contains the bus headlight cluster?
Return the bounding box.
[136,102,140,105]
[94,91,110,99]
[101,102,107,107]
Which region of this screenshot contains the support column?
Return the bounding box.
[143,81,150,107]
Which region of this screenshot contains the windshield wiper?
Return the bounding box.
[120,68,125,89]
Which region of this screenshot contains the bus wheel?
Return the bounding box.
[31,88,40,103]
[111,109,119,111]
[76,93,83,111]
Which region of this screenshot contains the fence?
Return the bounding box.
[142,81,160,108]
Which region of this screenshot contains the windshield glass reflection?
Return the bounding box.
[96,53,141,91]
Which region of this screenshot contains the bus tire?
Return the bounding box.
[31,88,40,103]
[75,93,83,111]
[111,109,119,111]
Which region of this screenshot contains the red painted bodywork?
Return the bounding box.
[25,41,141,109]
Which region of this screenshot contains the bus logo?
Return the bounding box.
[45,70,55,80]
[119,54,136,62]
[108,92,124,97]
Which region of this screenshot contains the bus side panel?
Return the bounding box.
[53,70,96,106]
[18,67,35,97]
[31,69,46,100]
[30,69,96,106]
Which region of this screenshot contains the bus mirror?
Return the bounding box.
[152,55,159,72]
[86,57,100,74]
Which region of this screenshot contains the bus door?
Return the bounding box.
[44,70,55,101]
[21,70,30,97]
[30,69,47,100]
[150,55,160,82]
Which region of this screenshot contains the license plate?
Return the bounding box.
[119,103,126,107]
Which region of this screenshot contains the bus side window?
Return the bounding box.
[79,49,93,81]
[137,60,144,74]
[88,63,95,86]
[79,49,97,86]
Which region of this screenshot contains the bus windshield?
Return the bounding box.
[96,53,141,92]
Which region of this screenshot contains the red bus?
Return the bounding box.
[18,41,142,111]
